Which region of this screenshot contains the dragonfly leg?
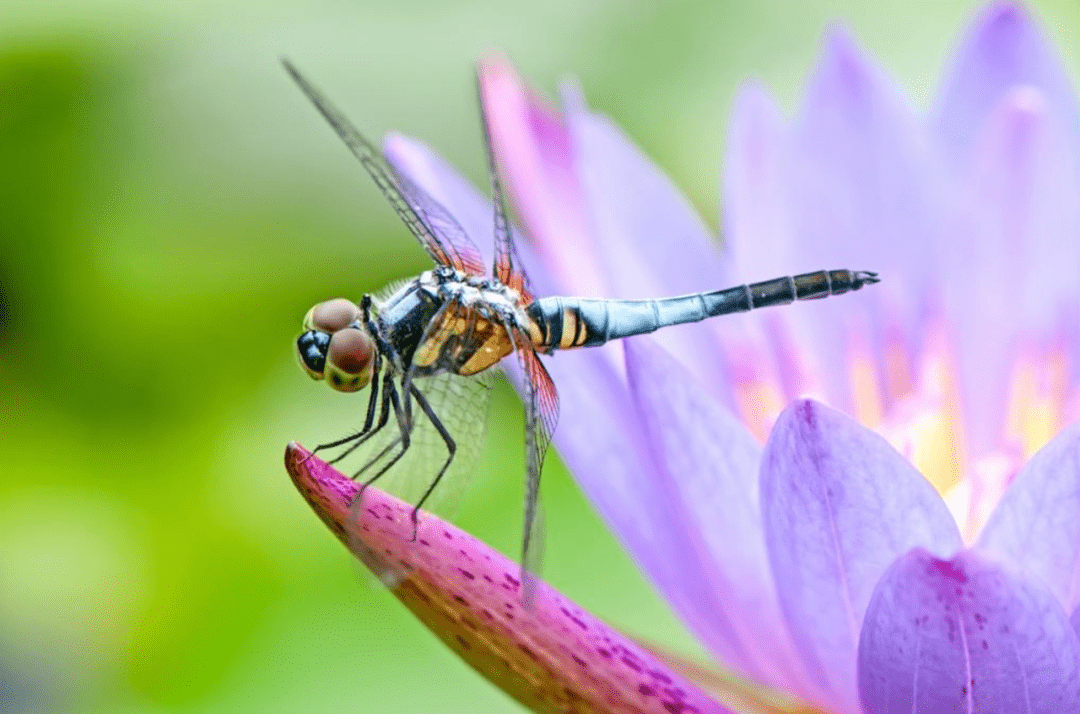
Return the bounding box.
[355,376,415,494]
[358,349,384,433]
[407,384,457,541]
[311,353,384,459]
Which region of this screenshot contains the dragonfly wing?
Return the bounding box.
[477,73,534,302]
[345,367,494,519]
[386,163,486,276]
[284,60,482,274]
[511,329,560,602]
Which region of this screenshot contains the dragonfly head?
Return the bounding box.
[296,298,374,393]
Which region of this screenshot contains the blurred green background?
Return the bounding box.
[0,1,1076,712]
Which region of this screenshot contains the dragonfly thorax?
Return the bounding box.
[371,269,528,380]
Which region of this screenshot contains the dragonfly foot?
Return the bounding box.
[409,507,421,542]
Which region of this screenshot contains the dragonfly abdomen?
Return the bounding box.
[528,269,878,350]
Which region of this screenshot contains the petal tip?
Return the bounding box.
[820,24,870,76]
[980,0,1032,32]
[284,442,363,535]
[284,451,733,714]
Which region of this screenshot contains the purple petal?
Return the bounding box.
[937,87,1080,459]
[979,421,1080,612]
[781,28,941,410]
[857,548,1080,713]
[932,1,1080,173]
[722,80,795,280]
[558,80,730,300]
[623,339,821,700]
[721,83,828,408]
[285,445,736,714]
[761,399,963,712]
[792,27,938,282]
[544,341,773,676]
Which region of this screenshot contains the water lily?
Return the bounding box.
[288,2,1080,712]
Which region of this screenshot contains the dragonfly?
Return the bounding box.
[285,60,880,596]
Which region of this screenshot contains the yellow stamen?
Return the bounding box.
[849,348,883,430]
[735,380,787,443]
[1004,344,1069,459]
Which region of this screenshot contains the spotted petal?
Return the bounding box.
[857,548,1080,713]
[284,444,735,714]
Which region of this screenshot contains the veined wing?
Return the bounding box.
[510,329,560,603]
[477,72,533,301]
[284,59,484,275]
[348,368,495,520]
[388,163,486,277]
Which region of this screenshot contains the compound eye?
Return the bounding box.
[325,327,374,392]
[307,298,361,333]
[296,330,331,379]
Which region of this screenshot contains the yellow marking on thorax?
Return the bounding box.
[413,305,517,376]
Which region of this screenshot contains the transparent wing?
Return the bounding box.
[477,72,533,302]
[511,330,559,603]
[284,59,484,275]
[345,369,494,519]
[388,163,486,276]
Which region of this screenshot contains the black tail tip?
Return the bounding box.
[853,270,880,288]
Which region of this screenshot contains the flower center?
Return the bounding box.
[870,327,1073,541]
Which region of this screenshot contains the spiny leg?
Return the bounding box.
[357,350,384,433]
[407,384,457,540]
[355,377,415,497]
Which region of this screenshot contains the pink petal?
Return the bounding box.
[932,1,1080,173]
[477,54,605,294]
[760,399,962,712]
[623,339,819,699]
[857,548,1080,712]
[979,421,1080,612]
[285,444,735,714]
